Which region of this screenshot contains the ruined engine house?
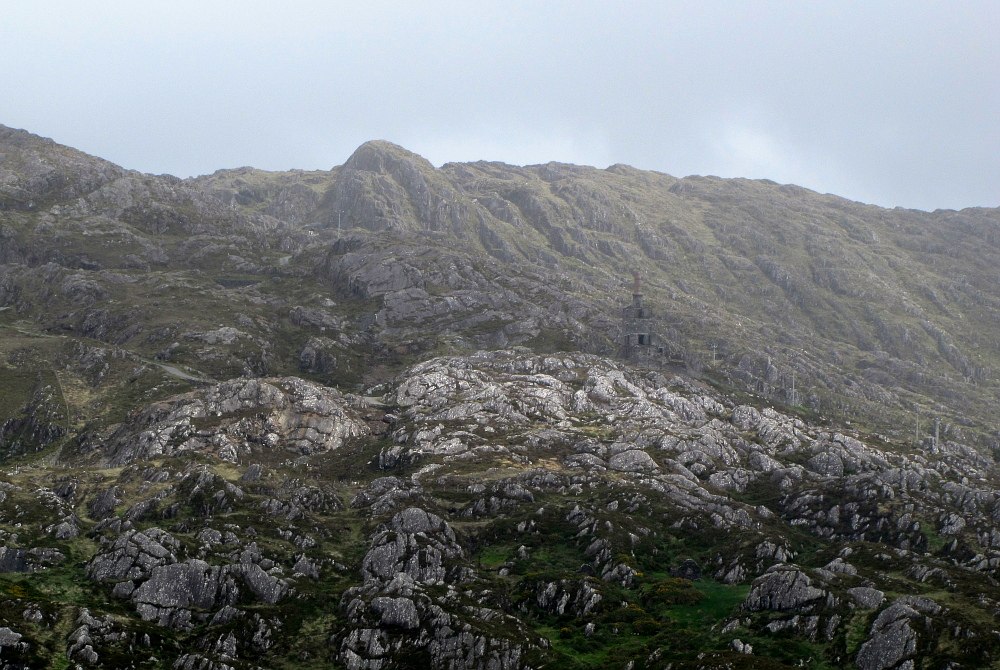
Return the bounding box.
[621,272,664,361]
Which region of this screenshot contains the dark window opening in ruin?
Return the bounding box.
[658,347,664,354]
[637,334,647,345]
[636,309,644,318]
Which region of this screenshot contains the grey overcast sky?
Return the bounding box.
[2,1,997,211]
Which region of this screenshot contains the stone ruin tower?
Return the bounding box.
[622,272,662,361]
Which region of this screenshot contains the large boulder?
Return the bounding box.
[361,508,463,585]
[369,596,420,630]
[744,566,826,612]
[608,449,659,472]
[86,528,179,582]
[130,560,238,629]
[856,597,941,670]
[806,452,844,477]
[847,587,885,609]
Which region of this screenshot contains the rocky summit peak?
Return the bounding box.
[0,124,56,150]
[0,124,124,211]
[342,139,436,174]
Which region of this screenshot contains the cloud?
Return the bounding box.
[710,123,802,183]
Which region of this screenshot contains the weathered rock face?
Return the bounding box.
[5,125,1000,463]
[131,560,239,629]
[608,449,659,472]
[744,566,826,612]
[855,596,941,670]
[0,381,68,461]
[88,486,122,519]
[85,520,290,634]
[96,376,372,465]
[847,586,885,610]
[321,235,608,356]
[360,508,465,586]
[351,477,425,517]
[337,507,536,670]
[807,451,844,477]
[0,546,64,573]
[324,141,473,235]
[298,336,347,374]
[529,577,603,618]
[671,558,702,581]
[2,350,985,667]
[85,528,179,583]
[0,125,125,210]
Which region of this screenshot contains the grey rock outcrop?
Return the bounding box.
[744,566,826,612]
[351,477,425,517]
[0,624,28,667]
[847,587,885,609]
[86,528,179,582]
[130,560,238,629]
[361,508,465,585]
[85,523,288,631]
[369,596,420,630]
[53,519,79,540]
[0,627,21,647]
[0,546,65,573]
[672,558,702,581]
[293,554,320,579]
[7,127,1000,670]
[531,578,602,617]
[125,560,286,630]
[806,452,844,477]
[227,563,288,605]
[98,377,371,465]
[0,125,125,210]
[66,608,135,666]
[337,507,535,670]
[88,486,122,519]
[856,597,941,670]
[608,449,659,472]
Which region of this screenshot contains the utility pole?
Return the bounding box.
[915,411,921,444]
[934,417,940,447]
[336,210,344,233]
[790,371,796,406]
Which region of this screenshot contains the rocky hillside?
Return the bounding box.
[1,125,1000,668]
[2,127,1000,453]
[0,351,999,669]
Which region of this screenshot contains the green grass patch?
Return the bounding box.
[533,624,610,669]
[522,328,579,354]
[666,580,750,629]
[479,546,514,570]
[921,525,950,553]
[844,611,872,655]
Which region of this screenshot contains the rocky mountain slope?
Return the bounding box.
[1,125,1000,669]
